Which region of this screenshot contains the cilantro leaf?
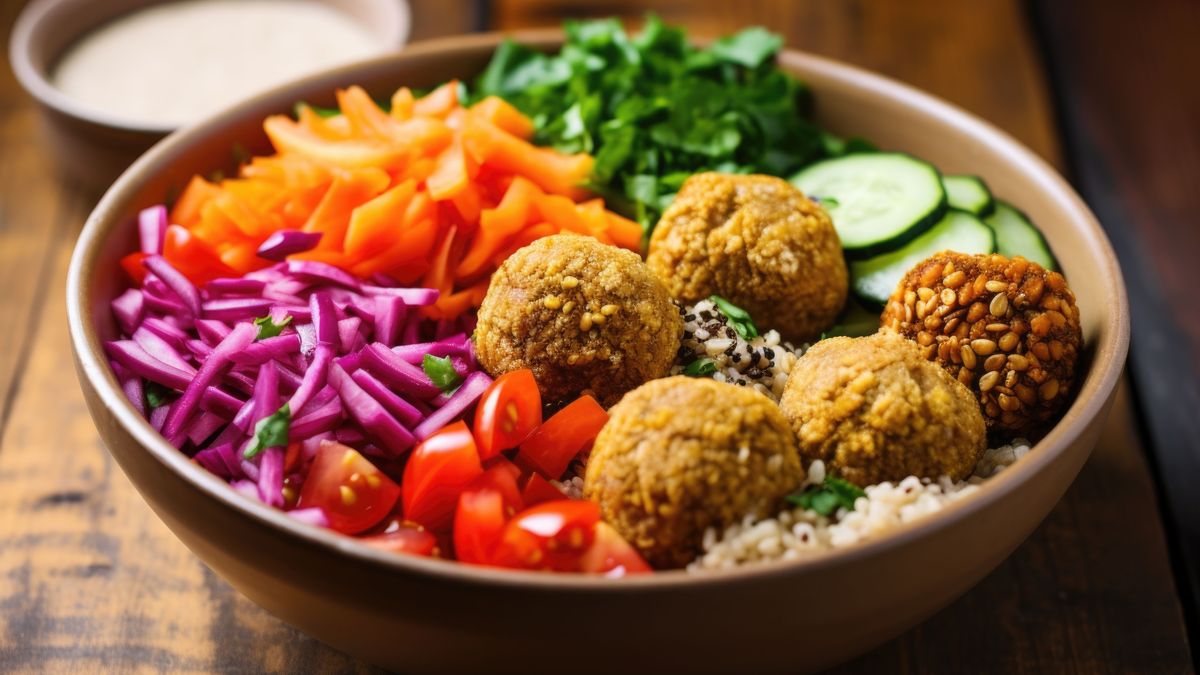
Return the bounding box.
[422,354,463,393]
[785,476,867,516]
[682,357,717,377]
[294,101,340,118]
[253,314,293,340]
[709,27,783,69]
[244,405,291,459]
[145,381,174,409]
[709,295,759,340]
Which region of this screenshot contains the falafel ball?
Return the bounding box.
[779,332,987,486]
[474,234,682,407]
[646,173,848,342]
[584,376,804,569]
[880,252,1083,437]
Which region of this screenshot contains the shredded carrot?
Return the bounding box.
[161,84,640,318]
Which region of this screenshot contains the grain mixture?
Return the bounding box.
[689,438,1033,570]
[669,298,807,402]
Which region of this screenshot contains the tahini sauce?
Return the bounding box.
[52,0,386,127]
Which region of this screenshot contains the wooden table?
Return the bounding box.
[1,1,1195,672]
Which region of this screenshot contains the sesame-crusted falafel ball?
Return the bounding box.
[780,332,987,486]
[646,173,848,342]
[880,252,1083,438]
[474,234,682,407]
[584,377,804,569]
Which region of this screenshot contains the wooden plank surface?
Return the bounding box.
[1032,0,1200,650]
[0,0,1191,672]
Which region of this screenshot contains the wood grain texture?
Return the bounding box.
[0,0,71,430]
[1032,0,1200,654]
[0,0,1191,672]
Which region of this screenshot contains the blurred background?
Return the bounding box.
[1,0,1196,672]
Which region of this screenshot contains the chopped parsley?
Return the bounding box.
[709,295,759,340]
[145,381,174,409]
[253,314,293,340]
[294,101,341,118]
[422,354,463,393]
[682,357,717,377]
[785,476,866,516]
[244,405,290,459]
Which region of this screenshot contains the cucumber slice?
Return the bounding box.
[986,201,1059,271]
[790,153,946,258]
[850,210,997,306]
[943,175,996,217]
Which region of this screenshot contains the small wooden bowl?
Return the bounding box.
[9,0,410,192]
[66,32,1130,674]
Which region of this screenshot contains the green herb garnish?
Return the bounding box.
[294,101,341,118]
[785,476,866,516]
[244,404,291,459]
[682,357,717,377]
[253,314,293,340]
[709,295,759,340]
[145,381,174,409]
[469,15,826,239]
[422,354,463,393]
[709,26,783,68]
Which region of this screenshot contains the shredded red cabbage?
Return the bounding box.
[108,207,489,517]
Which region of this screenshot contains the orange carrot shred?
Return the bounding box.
[163,81,639,321]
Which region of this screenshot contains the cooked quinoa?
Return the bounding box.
[687,439,1032,571]
[669,298,807,402]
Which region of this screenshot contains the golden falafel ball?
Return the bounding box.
[584,376,804,569]
[646,173,848,342]
[780,332,987,486]
[880,252,1083,437]
[475,234,682,407]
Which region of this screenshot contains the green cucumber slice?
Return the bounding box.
[790,153,946,258]
[850,210,997,306]
[943,175,996,217]
[986,201,1058,271]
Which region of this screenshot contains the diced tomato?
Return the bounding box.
[520,473,566,507]
[578,522,651,577]
[361,519,440,558]
[473,369,542,460]
[491,500,600,572]
[283,442,302,473]
[453,489,507,565]
[298,442,400,534]
[516,395,608,478]
[401,421,483,531]
[474,457,524,515]
[120,252,149,283]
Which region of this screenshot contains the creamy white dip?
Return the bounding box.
[52,0,386,127]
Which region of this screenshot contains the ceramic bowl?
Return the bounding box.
[9,0,410,191]
[66,32,1129,674]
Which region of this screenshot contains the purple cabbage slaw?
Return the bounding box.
[107,207,492,518]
